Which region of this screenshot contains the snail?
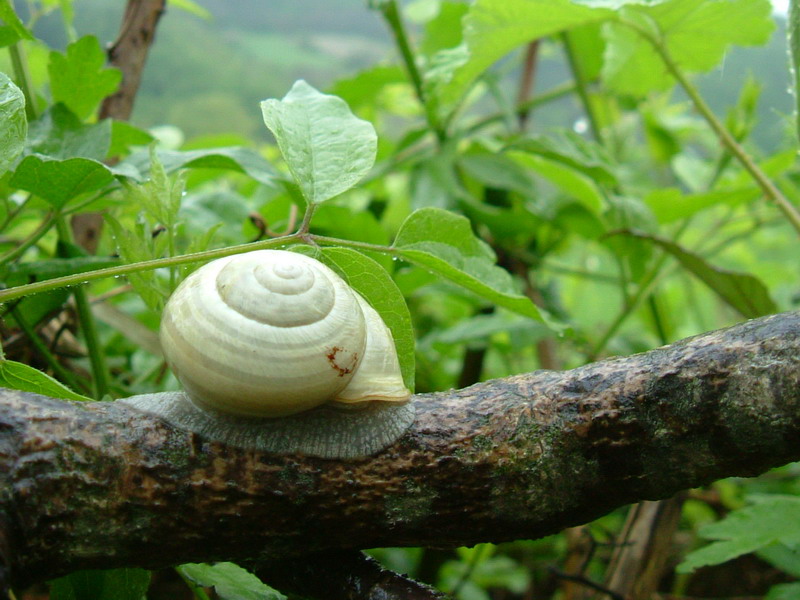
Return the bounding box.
[119,249,414,459]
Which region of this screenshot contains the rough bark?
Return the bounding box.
[2,311,800,588]
[99,0,166,122]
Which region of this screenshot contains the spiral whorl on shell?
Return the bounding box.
[120,250,414,459]
[161,250,371,417]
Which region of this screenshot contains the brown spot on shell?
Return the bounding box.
[327,346,358,377]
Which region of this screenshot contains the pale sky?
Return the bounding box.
[773,0,789,15]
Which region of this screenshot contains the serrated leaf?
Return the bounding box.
[26,104,111,161]
[48,36,121,120]
[10,155,114,209]
[0,360,91,402]
[178,562,286,600]
[106,217,164,310]
[678,496,800,574]
[319,247,415,392]
[395,208,545,322]
[623,231,777,318]
[261,80,377,204]
[0,71,26,175]
[49,568,150,600]
[431,0,613,108]
[603,0,774,96]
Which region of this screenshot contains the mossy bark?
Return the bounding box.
[2,311,800,587]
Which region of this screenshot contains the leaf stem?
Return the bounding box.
[464,81,576,135]
[8,41,37,121]
[55,217,111,399]
[560,31,604,144]
[9,304,88,394]
[297,202,318,234]
[625,18,800,237]
[0,212,58,266]
[0,234,401,304]
[0,193,33,232]
[589,218,693,360]
[378,0,445,141]
[313,235,397,254]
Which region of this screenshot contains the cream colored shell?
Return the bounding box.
[160,249,410,416]
[120,250,413,459]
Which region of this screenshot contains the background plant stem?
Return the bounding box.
[378,0,445,142]
[54,218,111,399]
[628,19,800,236]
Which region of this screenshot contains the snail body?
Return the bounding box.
[120,250,413,459]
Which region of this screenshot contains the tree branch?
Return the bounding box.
[3,311,800,587]
[99,0,166,121]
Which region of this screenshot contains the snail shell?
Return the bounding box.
[120,250,413,459]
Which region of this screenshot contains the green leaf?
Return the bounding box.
[312,204,393,273]
[644,187,760,223]
[410,145,462,210]
[420,1,469,58]
[109,120,154,157]
[510,133,618,188]
[48,36,122,120]
[106,217,164,310]
[459,153,537,198]
[766,582,800,600]
[623,232,777,318]
[0,0,34,46]
[432,312,550,346]
[260,80,377,204]
[395,208,546,322]
[677,496,800,574]
[10,155,114,209]
[117,147,276,185]
[26,104,111,161]
[0,71,26,175]
[604,0,774,96]
[0,360,91,402]
[319,247,415,392]
[49,568,151,600]
[181,190,249,244]
[758,543,800,578]
[328,65,407,112]
[509,151,604,214]
[431,0,613,108]
[178,562,286,600]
